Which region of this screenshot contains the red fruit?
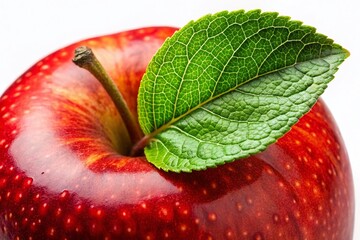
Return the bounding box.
[0,27,354,239]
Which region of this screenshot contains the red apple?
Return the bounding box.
[0,27,354,239]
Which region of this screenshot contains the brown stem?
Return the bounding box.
[73,46,143,148]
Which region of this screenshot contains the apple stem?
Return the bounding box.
[73,46,143,148]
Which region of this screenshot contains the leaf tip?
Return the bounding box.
[344,48,351,58]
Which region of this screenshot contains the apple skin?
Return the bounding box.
[0,27,354,239]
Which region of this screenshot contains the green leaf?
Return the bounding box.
[137,9,349,172]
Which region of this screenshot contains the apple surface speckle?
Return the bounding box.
[208,212,217,221]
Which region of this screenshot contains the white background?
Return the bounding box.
[1,0,359,238]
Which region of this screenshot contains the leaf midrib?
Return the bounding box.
[149,18,306,134]
[145,49,344,142]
